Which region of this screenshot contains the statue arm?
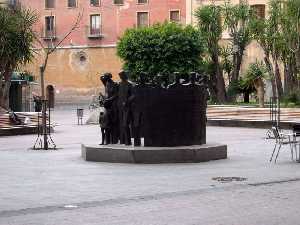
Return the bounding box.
[105,83,118,102]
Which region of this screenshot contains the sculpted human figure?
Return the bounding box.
[130,72,148,146]
[151,74,160,88]
[167,72,182,89]
[103,73,119,144]
[159,74,169,89]
[190,72,197,85]
[118,70,133,145]
[99,75,109,145]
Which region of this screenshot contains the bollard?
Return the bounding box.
[77,108,84,125]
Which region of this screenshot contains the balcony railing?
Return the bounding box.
[42,29,57,40]
[87,26,103,39]
[8,0,21,9]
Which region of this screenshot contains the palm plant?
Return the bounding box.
[242,62,267,107]
[223,1,254,84]
[0,6,37,110]
[195,5,226,103]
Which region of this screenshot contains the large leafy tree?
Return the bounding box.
[117,22,205,82]
[0,6,37,110]
[195,5,226,103]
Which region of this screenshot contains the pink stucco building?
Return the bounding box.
[20,0,186,102]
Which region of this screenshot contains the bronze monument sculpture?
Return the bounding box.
[81,71,227,164]
[99,71,209,147]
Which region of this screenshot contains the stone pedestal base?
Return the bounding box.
[81,143,227,164]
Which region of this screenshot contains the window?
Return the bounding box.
[113,0,124,5]
[251,4,265,19]
[170,10,180,22]
[45,0,54,8]
[137,12,149,28]
[68,0,76,8]
[90,0,100,6]
[137,0,147,4]
[90,14,101,35]
[8,0,20,9]
[45,16,55,37]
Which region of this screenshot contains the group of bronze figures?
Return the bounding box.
[99,71,209,147]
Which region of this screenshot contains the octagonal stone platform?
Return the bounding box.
[81,143,227,164]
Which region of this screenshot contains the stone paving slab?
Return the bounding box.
[1,109,300,224]
[1,179,300,225]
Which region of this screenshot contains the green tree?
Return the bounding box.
[268,0,284,97]
[223,1,254,99]
[277,0,300,95]
[250,0,294,98]
[0,6,37,110]
[117,22,205,82]
[195,5,227,103]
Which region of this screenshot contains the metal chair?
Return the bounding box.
[270,127,299,163]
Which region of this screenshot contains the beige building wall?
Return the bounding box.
[24,47,122,104]
[0,0,7,6]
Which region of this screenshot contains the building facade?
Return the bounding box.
[20,0,186,103]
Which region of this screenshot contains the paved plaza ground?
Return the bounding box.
[1,108,300,225]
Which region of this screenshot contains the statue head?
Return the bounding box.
[119,70,129,81]
[100,75,107,86]
[190,72,197,84]
[173,72,180,84]
[103,72,113,82]
[158,73,169,88]
[198,74,208,86]
[139,72,147,85]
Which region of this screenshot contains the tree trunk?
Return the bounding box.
[207,80,218,103]
[0,80,11,110]
[295,49,300,73]
[212,53,226,103]
[231,51,243,83]
[0,66,12,110]
[254,78,265,108]
[274,59,283,98]
[244,91,250,103]
[289,58,298,92]
[228,48,244,102]
[264,56,277,98]
[283,62,292,95]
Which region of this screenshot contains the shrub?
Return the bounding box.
[117,22,205,82]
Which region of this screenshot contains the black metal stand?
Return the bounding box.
[266,97,280,138]
[33,100,56,150]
